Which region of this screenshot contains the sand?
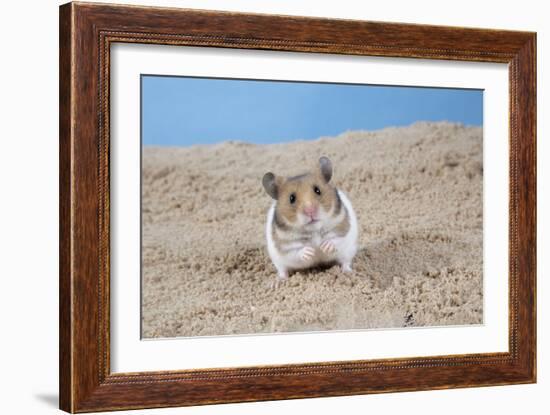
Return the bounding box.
[141,122,483,338]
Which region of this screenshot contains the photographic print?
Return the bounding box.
[59,4,537,410]
[140,76,484,339]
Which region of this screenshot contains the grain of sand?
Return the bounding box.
[141,122,483,338]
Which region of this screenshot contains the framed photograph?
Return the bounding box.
[59,2,536,412]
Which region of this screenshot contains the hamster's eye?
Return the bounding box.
[289,193,296,204]
[314,186,321,196]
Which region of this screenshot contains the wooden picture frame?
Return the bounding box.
[59,2,536,412]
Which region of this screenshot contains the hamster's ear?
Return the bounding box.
[262,172,280,199]
[318,156,332,183]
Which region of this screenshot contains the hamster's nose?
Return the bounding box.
[303,205,317,218]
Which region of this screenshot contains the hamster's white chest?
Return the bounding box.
[309,232,322,248]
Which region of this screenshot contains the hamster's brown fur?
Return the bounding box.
[273,171,337,227]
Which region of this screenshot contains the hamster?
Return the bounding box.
[262,156,358,283]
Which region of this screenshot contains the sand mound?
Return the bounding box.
[141,122,483,338]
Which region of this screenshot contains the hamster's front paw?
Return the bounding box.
[300,246,315,262]
[320,239,336,254]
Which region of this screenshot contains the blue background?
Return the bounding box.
[142,75,483,146]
